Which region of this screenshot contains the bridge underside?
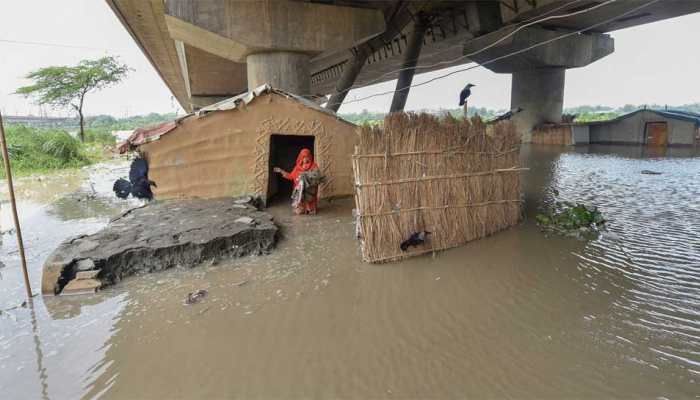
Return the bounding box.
[107,0,700,134]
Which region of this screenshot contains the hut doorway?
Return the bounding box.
[267,134,315,204]
[645,122,668,147]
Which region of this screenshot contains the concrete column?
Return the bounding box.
[511,67,565,141]
[246,52,311,95]
[389,17,429,113]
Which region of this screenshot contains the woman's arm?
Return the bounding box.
[273,167,293,180]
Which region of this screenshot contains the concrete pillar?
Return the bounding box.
[246,52,311,95]
[511,67,565,141]
[389,17,429,113]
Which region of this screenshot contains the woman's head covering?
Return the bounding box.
[295,148,317,172]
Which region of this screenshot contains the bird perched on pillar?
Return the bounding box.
[459,83,475,116]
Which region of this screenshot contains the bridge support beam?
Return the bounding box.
[164,0,385,96]
[390,17,429,113]
[511,67,565,141]
[463,26,614,140]
[247,52,311,95]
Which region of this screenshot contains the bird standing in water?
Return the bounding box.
[459,83,475,116]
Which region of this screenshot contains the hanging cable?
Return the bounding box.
[0,38,111,52]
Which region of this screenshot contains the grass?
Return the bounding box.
[0,124,114,177]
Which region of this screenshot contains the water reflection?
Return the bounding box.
[1,147,699,399]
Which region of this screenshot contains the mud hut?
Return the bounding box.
[120,85,358,203]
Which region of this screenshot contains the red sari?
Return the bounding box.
[283,148,319,214]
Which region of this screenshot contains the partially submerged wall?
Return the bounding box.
[140,94,357,200]
[531,124,573,145]
[589,110,697,146]
[353,114,522,263]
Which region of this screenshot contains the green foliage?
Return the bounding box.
[84,129,116,145]
[573,112,620,123]
[41,130,82,160]
[15,57,130,109]
[86,112,178,130]
[536,200,606,238]
[0,124,108,176]
[340,109,386,125]
[15,56,130,141]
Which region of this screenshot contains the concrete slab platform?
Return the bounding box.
[42,197,278,295]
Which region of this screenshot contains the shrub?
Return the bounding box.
[84,129,116,145]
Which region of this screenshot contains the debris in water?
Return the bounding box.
[184,289,208,305]
[641,170,662,175]
[536,201,606,239]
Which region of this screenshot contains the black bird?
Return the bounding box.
[113,156,157,200]
[400,231,431,252]
[489,107,523,124]
[459,83,475,106]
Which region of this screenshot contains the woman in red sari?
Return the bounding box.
[273,148,320,215]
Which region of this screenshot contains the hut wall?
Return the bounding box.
[140,94,357,200]
[353,113,523,263]
[572,125,590,144]
[531,125,573,145]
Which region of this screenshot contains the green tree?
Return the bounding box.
[15,56,130,142]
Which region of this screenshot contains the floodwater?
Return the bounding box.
[1,145,699,399]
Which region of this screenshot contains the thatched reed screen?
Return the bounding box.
[352,113,523,263]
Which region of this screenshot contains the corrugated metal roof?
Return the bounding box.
[195,84,342,121]
[117,84,353,152]
[117,121,178,153]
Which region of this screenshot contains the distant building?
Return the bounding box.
[585,109,700,147]
[119,85,357,203]
[531,110,700,147]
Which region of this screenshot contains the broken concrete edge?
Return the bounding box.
[42,195,275,296]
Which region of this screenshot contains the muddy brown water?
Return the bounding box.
[1,145,699,399]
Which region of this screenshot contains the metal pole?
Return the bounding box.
[326,46,371,113]
[0,111,32,298]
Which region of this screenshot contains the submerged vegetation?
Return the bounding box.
[536,201,606,239]
[1,124,114,176]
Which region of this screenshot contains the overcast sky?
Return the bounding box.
[1,0,699,117]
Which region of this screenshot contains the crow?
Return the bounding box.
[459,83,475,106]
[488,107,523,124]
[400,231,431,252]
[112,156,157,200]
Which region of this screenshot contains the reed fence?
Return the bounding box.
[352,113,523,263]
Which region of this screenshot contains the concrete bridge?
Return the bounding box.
[106,0,700,136]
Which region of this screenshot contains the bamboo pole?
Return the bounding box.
[0,112,32,298]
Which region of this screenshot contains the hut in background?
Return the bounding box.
[585,109,700,147]
[530,109,700,147]
[120,85,358,203]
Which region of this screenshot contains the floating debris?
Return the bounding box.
[536,201,606,238]
[641,170,662,175]
[184,289,208,305]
